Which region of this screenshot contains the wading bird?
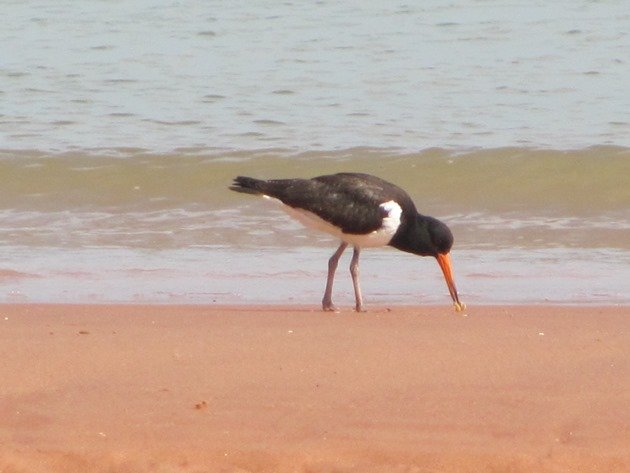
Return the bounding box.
[230,173,465,312]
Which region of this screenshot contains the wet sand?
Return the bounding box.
[1,304,629,472]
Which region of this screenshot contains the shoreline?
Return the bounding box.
[1,304,629,472]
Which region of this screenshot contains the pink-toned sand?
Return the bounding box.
[1,304,629,472]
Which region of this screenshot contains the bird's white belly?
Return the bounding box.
[265,196,402,248]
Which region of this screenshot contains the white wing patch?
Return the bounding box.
[263,195,402,248]
[377,200,403,243]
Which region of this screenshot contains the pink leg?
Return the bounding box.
[322,242,347,311]
[350,246,364,312]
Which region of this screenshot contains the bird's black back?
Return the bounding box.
[231,173,417,235]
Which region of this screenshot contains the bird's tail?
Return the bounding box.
[229,176,266,195]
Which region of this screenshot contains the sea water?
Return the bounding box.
[1,1,629,305]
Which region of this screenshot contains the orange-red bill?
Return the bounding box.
[436,252,465,311]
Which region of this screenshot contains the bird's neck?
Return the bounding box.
[388,214,434,257]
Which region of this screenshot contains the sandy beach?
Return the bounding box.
[1,304,629,472]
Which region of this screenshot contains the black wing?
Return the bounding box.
[231,173,415,234]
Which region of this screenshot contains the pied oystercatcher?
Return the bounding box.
[230,172,465,312]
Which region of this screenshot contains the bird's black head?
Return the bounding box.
[389,213,464,310]
[426,216,454,255]
[389,214,454,257]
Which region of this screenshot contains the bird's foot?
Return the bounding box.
[322,301,340,312]
[453,302,467,312]
[355,304,366,313]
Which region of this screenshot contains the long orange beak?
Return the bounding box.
[436,252,465,311]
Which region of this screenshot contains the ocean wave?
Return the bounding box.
[0,146,628,249]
